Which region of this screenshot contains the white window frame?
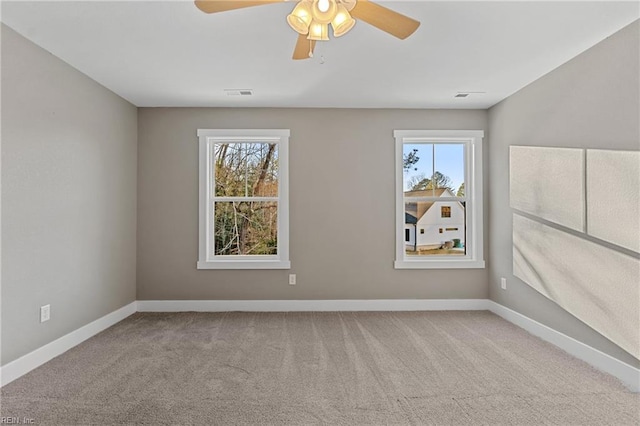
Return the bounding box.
[394,130,485,269]
[197,129,290,270]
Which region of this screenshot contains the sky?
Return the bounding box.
[403,144,465,193]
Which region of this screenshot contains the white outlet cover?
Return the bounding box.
[40,304,51,323]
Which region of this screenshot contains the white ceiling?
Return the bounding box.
[1,1,638,109]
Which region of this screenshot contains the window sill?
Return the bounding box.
[197,260,291,270]
[394,259,485,269]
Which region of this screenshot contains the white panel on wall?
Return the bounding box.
[513,214,640,360]
[587,150,640,253]
[510,146,585,231]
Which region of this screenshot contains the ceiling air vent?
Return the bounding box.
[225,89,253,96]
[455,91,486,98]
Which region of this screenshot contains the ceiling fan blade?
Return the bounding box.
[195,0,283,14]
[292,34,316,60]
[350,0,420,40]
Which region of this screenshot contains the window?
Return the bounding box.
[405,229,410,242]
[197,129,290,269]
[394,130,484,269]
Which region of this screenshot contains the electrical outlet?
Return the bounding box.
[289,274,296,285]
[40,304,51,323]
[501,278,507,290]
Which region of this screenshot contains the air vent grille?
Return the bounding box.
[225,89,253,96]
[455,91,486,98]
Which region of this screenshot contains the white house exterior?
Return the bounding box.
[404,188,465,251]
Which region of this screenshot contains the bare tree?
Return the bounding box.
[403,148,420,172]
[410,171,454,192]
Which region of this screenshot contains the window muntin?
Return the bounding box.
[198,129,290,269]
[395,130,484,269]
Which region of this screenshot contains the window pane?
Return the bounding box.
[214,143,278,197]
[434,144,465,197]
[403,144,434,196]
[404,201,466,257]
[214,201,278,255]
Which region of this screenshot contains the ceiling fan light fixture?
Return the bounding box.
[287,1,313,35]
[310,0,337,24]
[331,5,355,37]
[307,21,329,41]
[195,0,421,61]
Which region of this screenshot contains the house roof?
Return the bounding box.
[404,188,462,223]
[403,188,449,198]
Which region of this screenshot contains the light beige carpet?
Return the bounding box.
[1,311,638,425]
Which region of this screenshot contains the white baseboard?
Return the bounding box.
[0,301,137,387]
[486,301,640,392]
[136,299,491,312]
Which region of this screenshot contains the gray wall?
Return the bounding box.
[1,25,138,364]
[137,108,488,300]
[488,20,640,367]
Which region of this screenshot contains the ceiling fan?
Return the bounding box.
[194,0,420,60]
